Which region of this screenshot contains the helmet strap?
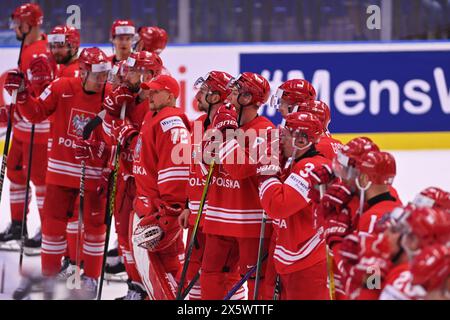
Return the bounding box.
[356,177,371,215]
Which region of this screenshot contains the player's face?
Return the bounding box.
[113,35,133,56]
[124,69,153,92]
[400,232,421,260]
[13,21,30,41]
[195,87,209,112]
[280,128,295,157]
[148,89,172,111]
[279,100,293,119]
[50,44,74,64]
[82,71,108,92]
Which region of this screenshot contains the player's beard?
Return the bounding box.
[54,52,72,65]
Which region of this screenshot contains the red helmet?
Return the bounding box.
[284,112,323,143]
[298,100,331,131]
[358,151,396,185]
[411,244,450,291]
[48,25,80,49]
[137,26,168,54]
[10,3,43,27]
[194,71,234,101]
[404,207,450,245]
[124,51,163,76]
[79,47,111,73]
[413,187,450,211]
[229,72,270,106]
[111,19,136,38]
[340,137,380,167]
[270,79,316,109]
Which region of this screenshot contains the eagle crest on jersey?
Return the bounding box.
[68,109,95,137]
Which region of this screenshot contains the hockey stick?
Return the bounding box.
[0,36,26,206]
[73,110,109,290]
[97,105,126,300]
[0,90,17,206]
[320,184,336,300]
[253,211,268,300]
[74,159,86,290]
[176,160,215,300]
[0,261,5,294]
[273,274,281,300]
[223,252,268,300]
[18,124,35,272]
[179,269,200,300]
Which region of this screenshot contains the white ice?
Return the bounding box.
[0,149,449,299]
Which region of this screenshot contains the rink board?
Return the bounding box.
[0,41,449,149]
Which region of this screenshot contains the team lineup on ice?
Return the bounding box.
[0,3,449,301]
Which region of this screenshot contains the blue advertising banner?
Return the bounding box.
[240,50,450,148]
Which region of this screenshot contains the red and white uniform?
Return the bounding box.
[7,33,50,223]
[55,58,81,263]
[358,192,402,235]
[130,106,191,297]
[18,77,109,278]
[379,263,426,300]
[259,151,329,299]
[316,134,342,161]
[184,115,245,300]
[55,59,80,78]
[102,98,149,284]
[199,116,274,300]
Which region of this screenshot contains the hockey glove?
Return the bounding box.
[132,199,183,252]
[4,69,28,103]
[103,86,135,118]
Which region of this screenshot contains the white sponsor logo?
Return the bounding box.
[62,93,73,98]
[39,87,52,101]
[160,116,186,132]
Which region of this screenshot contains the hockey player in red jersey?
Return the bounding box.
[410,243,450,300]
[257,112,330,300]
[270,79,316,119]
[0,3,52,255]
[8,47,112,299]
[46,24,84,279]
[375,198,448,300]
[177,71,245,300]
[94,50,163,298]
[135,26,168,54]
[320,149,402,299]
[199,72,274,300]
[109,20,136,65]
[298,100,342,160]
[48,25,81,78]
[110,75,190,299]
[270,79,342,161]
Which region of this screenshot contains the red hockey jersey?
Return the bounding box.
[316,134,342,161]
[18,77,107,190]
[259,150,329,274]
[16,33,51,144]
[102,98,149,180]
[55,59,80,78]
[379,263,426,300]
[187,114,209,227]
[132,106,191,215]
[202,116,274,238]
[358,192,402,235]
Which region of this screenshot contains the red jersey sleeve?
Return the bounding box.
[18,78,61,123]
[259,161,312,219]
